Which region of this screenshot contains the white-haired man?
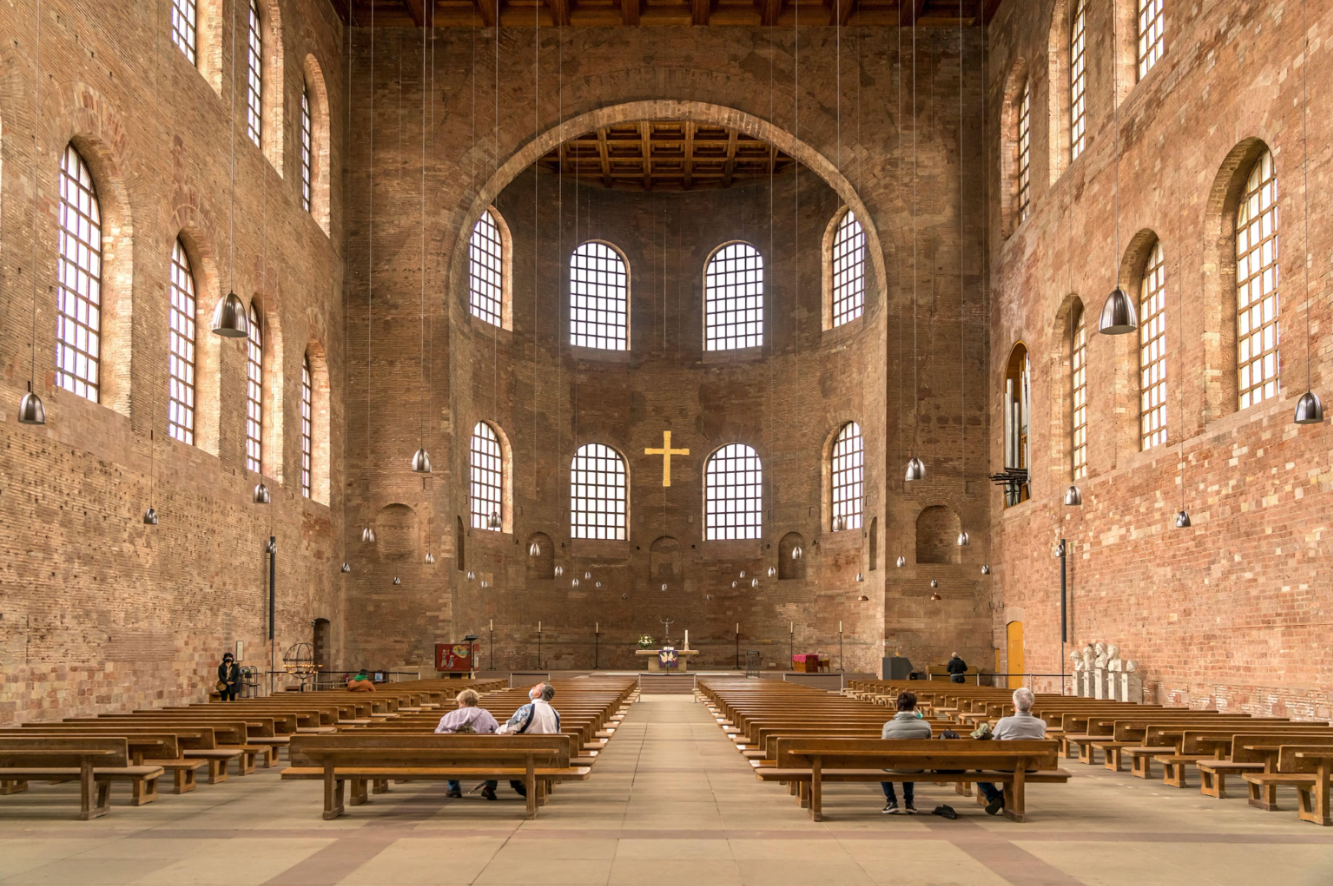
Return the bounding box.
[496,683,561,798]
[978,687,1047,815]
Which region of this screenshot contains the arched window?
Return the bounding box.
[1071,311,1088,479]
[570,242,629,350]
[704,444,762,540]
[1137,0,1165,79]
[167,240,198,445]
[300,84,313,213]
[171,0,197,63]
[831,211,866,327]
[570,444,628,540]
[468,208,504,326]
[1237,150,1280,410]
[1069,0,1088,162]
[470,422,503,531]
[1004,343,1032,507]
[1016,78,1031,222]
[831,422,864,531]
[704,243,764,351]
[55,145,103,403]
[300,354,312,497]
[245,0,263,146]
[1139,242,1167,449]
[246,304,263,473]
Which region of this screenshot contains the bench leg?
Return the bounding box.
[1200,769,1226,800]
[372,779,389,794]
[809,759,823,823]
[1104,748,1124,773]
[1247,780,1280,811]
[349,778,369,806]
[131,775,159,807]
[174,767,197,795]
[954,781,973,797]
[239,751,256,776]
[1131,754,1154,780]
[78,765,100,821]
[1299,767,1332,826]
[1077,743,1097,765]
[206,759,228,785]
[1003,767,1027,823]
[1163,761,1189,789]
[525,759,537,820]
[0,779,28,795]
[322,769,345,820]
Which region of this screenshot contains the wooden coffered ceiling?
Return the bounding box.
[535,122,796,192]
[333,0,1001,28]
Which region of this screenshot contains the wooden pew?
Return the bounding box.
[282,734,588,820]
[1125,724,1333,784]
[759,737,1068,822]
[1242,744,1333,825]
[61,719,247,783]
[0,737,165,819]
[4,729,204,796]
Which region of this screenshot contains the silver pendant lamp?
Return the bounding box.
[425,552,435,565]
[341,562,351,573]
[393,576,401,586]
[253,482,271,504]
[1294,0,1324,425]
[529,540,541,556]
[19,4,46,425]
[212,0,248,339]
[487,510,501,531]
[832,515,845,532]
[362,527,376,543]
[903,13,926,482]
[1098,5,1135,336]
[980,564,991,575]
[896,555,906,568]
[1064,485,1083,506]
[411,17,434,472]
[1175,510,1191,529]
[791,545,803,560]
[957,531,970,546]
[953,3,970,556]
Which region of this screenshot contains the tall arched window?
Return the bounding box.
[300,353,312,497]
[470,422,503,531]
[831,422,864,531]
[56,145,103,403]
[468,209,504,326]
[570,242,629,350]
[705,243,764,350]
[1069,0,1088,162]
[1004,343,1032,506]
[1139,242,1167,449]
[831,211,866,327]
[1238,150,1280,410]
[570,444,627,540]
[245,0,263,146]
[300,85,313,213]
[246,304,263,473]
[170,0,197,63]
[704,444,762,540]
[1137,0,1165,80]
[167,240,198,445]
[1016,78,1032,222]
[1071,310,1088,480]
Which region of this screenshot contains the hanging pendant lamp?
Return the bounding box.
[362,527,376,543]
[554,566,564,577]
[981,564,991,575]
[265,538,277,554]
[487,510,501,530]
[904,457,926,482]
[1294,0,1323,424]
[832,515,845,532]
[529,541,542,556]
[19,4,46,425]
[767,566,777,578]
[341,562,351,573]
[1064,485,1083,506]
[466,571,476,581]
[393,576,401,585]
[731,581,738,589]
[1294,392,1324,424]
[1175,510,1191,528]
[956,531,970,546]
[1098,3,1135,335]
[425,552,435,565]
[571,578,579,588]
[857,594,870,602]
[791,545,803,560]
[855,572,864,582]
[411,448,432,473]
[751,578,759,588]
[660,583,668,592]
[212,291,249,338]
[253,482,270,504]
[143,507,159,525]
[481,580,490,588]
[1098,287,1137,335]
[896,555,906,568]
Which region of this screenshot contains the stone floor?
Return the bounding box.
[0,695,1330,886]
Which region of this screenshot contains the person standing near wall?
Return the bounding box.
[947,653,968,684]
[217,653,240,701]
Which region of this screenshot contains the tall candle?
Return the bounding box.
[735,623,739,634]
[684,630,688,646]
[596,622,599,633]
[538,621,542,632]
[790,622,794,634]
[490,619,493,631]
[839,621,843,633]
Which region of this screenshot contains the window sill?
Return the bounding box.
[569,345,632,364]
[700,539,763,560]
[569,538,631,560]
[701,346,764,365]
[468,312,512,341]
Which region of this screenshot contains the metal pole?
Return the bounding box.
[838,631,844,672]
[594,628,599,670]
[489,628,494,670]
[537,629,542,670]
[734,629,741,669]
[1060,536,1068,695]
[268,536,276,696]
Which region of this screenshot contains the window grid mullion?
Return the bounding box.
[1070,0,1088,162]
[301,358,312,497]
[1237,152,1281,410]
[705,243,764,350]
[470,423,503,530]
[168,241,197,445]
[246,306,264,473]
[1139,244,1168,449]
[570,243,629,350]
[832,214,866,327]
[570,444,628,540]
[705,444,763,540]
[831,423,864,531]
[55,146,103,403]
[1071,308,1088,480]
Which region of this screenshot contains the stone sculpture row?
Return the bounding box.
[1069,641,1143,702]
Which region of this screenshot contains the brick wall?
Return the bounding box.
[987,0,1332,716]
[0,0,346,724]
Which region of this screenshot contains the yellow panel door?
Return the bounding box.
[1006,621,1025,690]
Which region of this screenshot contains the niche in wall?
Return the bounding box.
[778,532,807,580]
[375,504,420,560]
[916,506,961,565]
[527,532,555,580]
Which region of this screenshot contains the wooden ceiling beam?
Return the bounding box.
[692,0,712,26]
[759,0,782,27]
[829,0,856,26]
[620,0,641,25]
[899,0,928,24]
[978,0,1002,24]
[548,0,572,27]
[474,0,497,27]
[721,129,738,187]
[683,123,695,190]
[596,129,613,189]
[402,0,434,26]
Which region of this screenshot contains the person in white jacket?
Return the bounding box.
[496,683,562,798]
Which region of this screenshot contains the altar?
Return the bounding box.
[635,648,701,672]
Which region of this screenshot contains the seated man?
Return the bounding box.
[496,682,561,798]
[880,691,932,814]
[346,669,377,692]
[435,689,500,799]
[978,687,1047,815]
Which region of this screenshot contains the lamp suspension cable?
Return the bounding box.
[1098,1,1136,336]
[212,0,247,338]
[904,8,925,483]
[19,0,46,425]
[956,0,968,546]
[341,3,357,572]
[413,10,431,473]
[1294,0,1324,424]
[894,9,907,561]
[363,1,376,544]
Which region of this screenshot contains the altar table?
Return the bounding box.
[635,648,701,672]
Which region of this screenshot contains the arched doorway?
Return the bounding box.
[313,618,332,674]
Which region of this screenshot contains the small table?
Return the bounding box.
[635,648,701,672]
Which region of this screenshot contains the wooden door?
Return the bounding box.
[1006,621,1024,689]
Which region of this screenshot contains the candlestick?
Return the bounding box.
[684,629,688,647]
[735,623,739,634]
[490,618,493,631]
[790,622,794,634]
[839,621,843,633]
[538,621,542,632]
[595,622,599,633]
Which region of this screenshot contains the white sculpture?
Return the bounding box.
[1070,650,1084,672]
[1094,642,1109,669]
[1107,644,1123,672]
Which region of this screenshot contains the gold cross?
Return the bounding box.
[645,431,690,487]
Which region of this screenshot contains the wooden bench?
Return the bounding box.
[1241,745,1333,825]
[0,737,165,819]
[5,729,205,797]
[758,737,1068,822]
[282,734,589,819]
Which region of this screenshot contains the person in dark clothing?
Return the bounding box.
[217,653,240,701]
[946,652,968,684]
